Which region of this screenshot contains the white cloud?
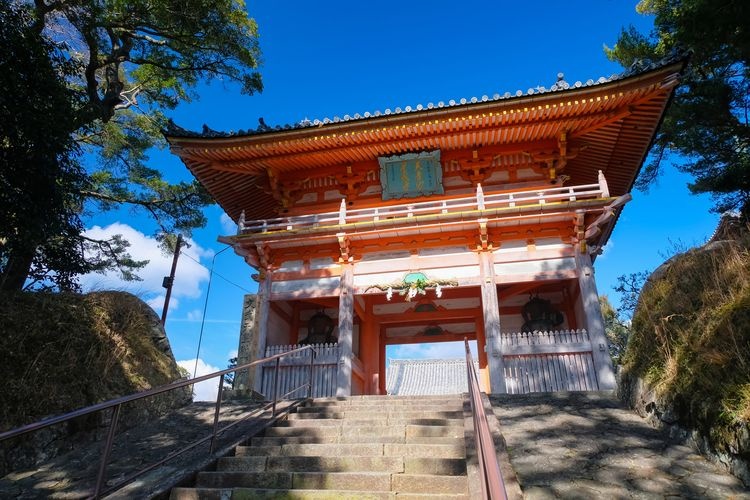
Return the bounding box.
[186,309,203,321]
[80,223,210,313]
[220,213,237,235]
[146,294,180,312]
[598,239,614,259]
[177,358,222,401]
[228,349,238,360]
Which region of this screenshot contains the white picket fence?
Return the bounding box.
[261,343,341,399]
[500,329,599,394]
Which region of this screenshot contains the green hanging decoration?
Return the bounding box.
[365,272,458,301]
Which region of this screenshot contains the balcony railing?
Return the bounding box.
[238,171,610,235]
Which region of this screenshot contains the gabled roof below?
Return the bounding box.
[386,358,479,395]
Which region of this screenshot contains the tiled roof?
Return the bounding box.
[386,358,479,396]
[165,51,687,139]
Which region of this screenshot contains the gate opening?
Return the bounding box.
[385,340,479,395]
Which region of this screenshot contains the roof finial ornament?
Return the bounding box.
[258,117,270,131]
[552,72,569,91]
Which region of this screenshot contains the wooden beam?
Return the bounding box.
[384,332,478,345]
[376,307,481,325]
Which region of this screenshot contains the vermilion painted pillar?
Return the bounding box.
[479,251,506,394]
[475,317,490,392]
[336,264,354,396]
[359,302,380,394]
[575,248,616,390]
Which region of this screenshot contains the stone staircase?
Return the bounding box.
[170,395,470,499]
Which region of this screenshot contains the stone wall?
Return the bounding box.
[618,370,750,487]
[230,294,258,394]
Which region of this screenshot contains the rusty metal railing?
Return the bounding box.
[465,338,507,499]
[0,344,317,499]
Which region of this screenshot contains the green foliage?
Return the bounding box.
[0,0,263,290]
[600,295,630,365]
[606,0,750,217]
[225,357,238,387]
[0,3,84,290]
[613,271,650,316]
[622,236,750,435]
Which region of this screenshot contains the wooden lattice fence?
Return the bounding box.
[500,329,599,394]
[261,343,341,399]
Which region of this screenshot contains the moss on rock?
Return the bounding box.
[0,291,190,474]
[619,232,750,482]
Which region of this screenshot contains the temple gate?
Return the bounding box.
[167,58,683,396]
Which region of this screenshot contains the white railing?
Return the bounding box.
[500,329,590,346]
[499,329,600,394]
[239,171,611,234]
[261,343,341,399]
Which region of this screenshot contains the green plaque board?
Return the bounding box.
[378,150,443,200]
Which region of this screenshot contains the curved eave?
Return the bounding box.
[168,61,683,224]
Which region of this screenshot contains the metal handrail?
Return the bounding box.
[0,344,317,499]
[465,338,508,500]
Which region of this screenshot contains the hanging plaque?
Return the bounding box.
[378,150,443,200]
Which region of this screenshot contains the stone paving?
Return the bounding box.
[0,400,294,499]
[491,392,749,499]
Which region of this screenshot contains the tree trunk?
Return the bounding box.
[0,246,35,291]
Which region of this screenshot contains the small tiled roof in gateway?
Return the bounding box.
[386,359,479,396]
[166,54,686,223]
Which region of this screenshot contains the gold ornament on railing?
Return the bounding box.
[365,272,458,301]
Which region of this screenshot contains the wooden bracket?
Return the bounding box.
[477,219,490,251]
[255,242,271,272]
[584,193,632,241]
[573,212,586,252]
[333,165,366,200]
[337,233,352,262]
[524,132,583,181]
[456,152,496,185]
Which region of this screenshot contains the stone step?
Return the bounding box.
[290,409,466,419]
[250,434,464,446]
[392,474,468,495]
[195,471,467,495]
[302,398,465,406]
[263,423,464,439]
[279,417,464,427]
[214,455,466,476]
[236,443,383,457]
[307,399,463,407]
[305,400,464,409]
[235,442,466,459]
[404,457,466,475]
[195,471,392,491]
[217,455,406,473]
[313,395,464,402]
[171,487,469,499]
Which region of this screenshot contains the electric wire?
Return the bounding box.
[180,251,254,294]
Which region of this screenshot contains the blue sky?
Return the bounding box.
[82,1,717,395]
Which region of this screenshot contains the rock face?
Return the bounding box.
[618,372,750,487]
[0,291,191,477]
[617,227,750,488]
